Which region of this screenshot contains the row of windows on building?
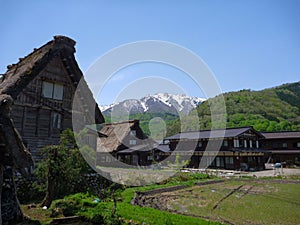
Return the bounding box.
[128,139,262,148]
[197,139,260,148]
[100,153,263,166]
[212,156,260,167]
[131,139,300,149]
[268,142,300,149]
[233,139,259,148]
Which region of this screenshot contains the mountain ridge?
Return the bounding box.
[166,81,300,135]
[101,93,206,116]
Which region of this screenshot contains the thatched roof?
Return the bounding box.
[97,120,139,153]
[96,120,158,154]
[0,35,104,124]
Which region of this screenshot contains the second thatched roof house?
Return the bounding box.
[96,120,156,166]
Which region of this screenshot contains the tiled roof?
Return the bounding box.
[155,144,170,152]
[165,127,261,140]
[262,131,300,139]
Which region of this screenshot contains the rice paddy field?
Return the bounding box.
[143,180,300,225]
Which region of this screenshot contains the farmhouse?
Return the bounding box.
[0,36,104,162]
[96,120,156,166]
[89,119,300,170]
[157,127,266,170]
[261,131,300,165]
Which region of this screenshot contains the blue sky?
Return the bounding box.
[0,0,299,105]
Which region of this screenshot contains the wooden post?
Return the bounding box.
[0,94,33,223]
[0,165,3,225]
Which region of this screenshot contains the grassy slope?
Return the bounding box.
[167,81,300,135]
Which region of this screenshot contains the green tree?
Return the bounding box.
[168,81,300,133]
[38,129,92,207]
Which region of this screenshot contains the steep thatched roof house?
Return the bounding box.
[97,120,156,166]
[0,36,104,162]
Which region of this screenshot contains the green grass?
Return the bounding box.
[22,173,300,225]
[162,181,300,225]
[120,172,216,202]
[20,206,53,225]
[218,183,300,225]
[22,172,223,225]
[117,172,224,224]
[117,202,223,225]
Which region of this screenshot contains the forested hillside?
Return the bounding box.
[104,112,179,137]
[167,81,300,135]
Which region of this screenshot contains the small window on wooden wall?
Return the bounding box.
[130,130,136,136]
[223,140,228,147]
[282,143,288,148]
[43,81,64,100]
[129,140,136,145]
[52,112,62,129]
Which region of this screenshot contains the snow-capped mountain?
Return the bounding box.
[100,93,206,116]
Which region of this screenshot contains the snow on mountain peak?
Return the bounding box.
[100,93,206,115]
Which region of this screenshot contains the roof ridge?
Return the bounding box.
[262,130,300,133]
[0,36,77,97]
[103,119,139,126]
[179,126,253,133]
[4,35,76,73]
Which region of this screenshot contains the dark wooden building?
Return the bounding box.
[0,36,104,162]
[96,120,155,166]
[261,131,300,165]
[157,127,266,171]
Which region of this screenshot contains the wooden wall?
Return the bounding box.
[11,56,75,162]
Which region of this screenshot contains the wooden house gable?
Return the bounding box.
[14,57,73,107]
[236,128,264,140]
[1,36,104,162]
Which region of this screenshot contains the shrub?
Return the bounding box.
[50,193,121,225]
